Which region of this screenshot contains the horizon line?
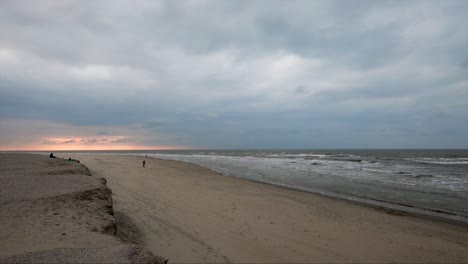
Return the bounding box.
[1,148,468,152]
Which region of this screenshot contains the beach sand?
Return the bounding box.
[68,153,468,263]
[0,154,165,263]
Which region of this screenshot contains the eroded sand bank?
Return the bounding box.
[71,153,468,263]
[0,153,165,263]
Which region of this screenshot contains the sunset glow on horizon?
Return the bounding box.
[0,136,189,151]
[0,145,189,152]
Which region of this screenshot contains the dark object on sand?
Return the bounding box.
[142,160,146,168]
[49,153,56,158]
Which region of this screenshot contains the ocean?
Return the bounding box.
[47,149,468,222]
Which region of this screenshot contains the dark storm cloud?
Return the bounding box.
[0,0,467,148]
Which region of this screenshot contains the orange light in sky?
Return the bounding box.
[0,136,189,151]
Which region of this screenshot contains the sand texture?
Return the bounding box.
[68,154,468,263]
[0,153,166,264]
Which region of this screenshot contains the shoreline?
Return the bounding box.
[135,154,468,227]
[26,150,465,225]
[8,151,468,225]
[71,153,468,263]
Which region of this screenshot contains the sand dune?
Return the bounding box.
[71,153,468,263]
[0,154,165,263]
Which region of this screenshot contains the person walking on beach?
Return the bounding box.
[142,160,146,168]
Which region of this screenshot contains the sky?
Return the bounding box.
[1,0,468,150]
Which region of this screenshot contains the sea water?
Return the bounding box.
[56,149,468,221]
[143,149,468,220]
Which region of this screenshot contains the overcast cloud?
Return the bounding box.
[1,0,467,150]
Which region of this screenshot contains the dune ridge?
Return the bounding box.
[0,153,166,264]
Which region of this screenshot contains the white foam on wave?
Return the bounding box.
[149,153,450,187]
[144,151,468,217]
[408,158,468,165]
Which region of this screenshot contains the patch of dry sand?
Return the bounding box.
[73,154,468,263]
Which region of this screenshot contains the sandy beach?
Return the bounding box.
[66,153,468,263]
[0,154,165,263]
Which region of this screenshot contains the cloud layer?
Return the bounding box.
[1,0,467,149]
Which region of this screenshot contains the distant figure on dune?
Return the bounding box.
[143,160,146,168]
[49,153,56,158]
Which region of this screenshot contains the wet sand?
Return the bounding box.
[70,153,468,263]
